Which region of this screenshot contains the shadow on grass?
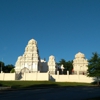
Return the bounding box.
[91,81,100,85]
[0,83,2,86]
[11,84,60,89]
[11,84,94,90]
[0,81,97,90]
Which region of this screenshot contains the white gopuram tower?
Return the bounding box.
[48,55,56,74]
[73,52,88,75]
[15,39,41,73]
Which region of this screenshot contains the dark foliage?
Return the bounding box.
[57,59,73,74]
[0,61,14,73]
[87,52,100,85]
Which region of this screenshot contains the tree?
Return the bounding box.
[10,68,15,73]
[0,61,5,72]
[87,52,100,86]
[65,61,73,74]
[0,61,15,73]
[4,64,15,73]
[57,59,73,74]
[56,59,66,74]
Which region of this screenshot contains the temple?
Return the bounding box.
[0,38,94,83]
[73,52,88,75]
[48,55,56,74]
[15,39,57,74]
[15,38,88,75]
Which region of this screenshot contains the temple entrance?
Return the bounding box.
[21,67,30,73]
[20,67,30,77]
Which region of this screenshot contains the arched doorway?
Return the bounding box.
[20,67,30,77]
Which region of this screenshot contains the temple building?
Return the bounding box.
[15,39,56,74]
[73,52,88,75]
[15,38,89,76]
[15,39,41,73]
[48,55,56,74]
[0,38,94,82]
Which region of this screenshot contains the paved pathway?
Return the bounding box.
[0,86,100,100]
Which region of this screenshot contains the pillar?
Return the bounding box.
[67,71,69,75]
[57,71,59,75]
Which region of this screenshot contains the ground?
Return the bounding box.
[0,86,100,100]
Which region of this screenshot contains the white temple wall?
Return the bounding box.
[21,73,49,81]
[51,75,94,83]
[0,73,4,80]
[74,65,88,72]
[32,63,38,71]
[0,73,95,83]
[0,73,15,81]
[23,73,37,80]
[37,73,49,81]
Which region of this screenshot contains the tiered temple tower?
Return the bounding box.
[15,39,41,73]
[48,55,56,74]
[73,52,88,75]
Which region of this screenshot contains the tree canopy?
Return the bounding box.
[57,59,73,74]
[0,61,15,73]
[10,68,15,73]
[87,52,100,85]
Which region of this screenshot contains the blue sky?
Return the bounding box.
[0,0,100,65]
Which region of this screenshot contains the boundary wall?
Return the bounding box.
[21,73,49,81]
[50,75,94,83]
[0,72,95,83]
[0,73,49,81]
[0,73,15,81]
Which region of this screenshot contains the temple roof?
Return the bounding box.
[75,52,85,58]
[49,55,55,59]
[28,39,37,44]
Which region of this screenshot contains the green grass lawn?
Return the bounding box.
[0,81,93,89]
